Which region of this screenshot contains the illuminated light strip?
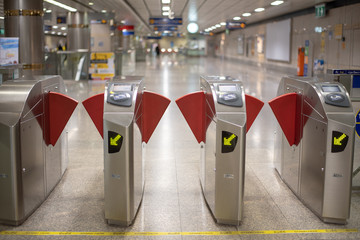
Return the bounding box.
[0,229,358,236]
[44,0,77,12]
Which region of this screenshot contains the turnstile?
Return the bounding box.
[83,76,170,226]
[0,75,78,225]
[176,76,264,225]
[269,76,355,224]
[325,69,360,189]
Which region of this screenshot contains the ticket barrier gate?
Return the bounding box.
[325,69,360,189]
[176,76,264,225]
[82,76,170,226]
[269,76,355,224]
[0,76,78,225]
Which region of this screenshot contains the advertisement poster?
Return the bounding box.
[0,38,19,65]
[89,52,115,80]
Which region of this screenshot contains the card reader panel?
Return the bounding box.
[107,83,133,107]
[215,83,243,107]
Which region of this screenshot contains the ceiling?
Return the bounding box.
[0,0,335,35]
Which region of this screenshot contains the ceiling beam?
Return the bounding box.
[122,0,152,32]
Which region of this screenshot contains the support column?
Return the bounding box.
[67,12,90,51]
[4,0,44,76]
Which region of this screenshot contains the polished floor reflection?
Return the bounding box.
[1,55,360,240]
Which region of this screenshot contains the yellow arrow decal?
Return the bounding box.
[110,134,121,146]
[334,133,347,146]
[224,134,236,146]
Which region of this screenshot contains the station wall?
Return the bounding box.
[213,2,360,74]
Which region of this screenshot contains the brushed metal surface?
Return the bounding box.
[215,118,245,225]
[20,116,45,217]
[204,119,216,213]
[104,117,133,225]
[4,0,44,76]
[0,76,69,225]
[275,76,355,224]
[67,12,90,51]
[103,77,144,226]
[300,117,326,215]
[322,118,354,220]
[199,76,246,225]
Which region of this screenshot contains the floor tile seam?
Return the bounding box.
[173,142,184,240]
[245,164,291,227]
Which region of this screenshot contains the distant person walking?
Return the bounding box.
[155,45,160,56]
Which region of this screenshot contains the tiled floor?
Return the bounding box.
[1,55,360,239]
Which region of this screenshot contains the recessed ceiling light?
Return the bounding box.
[162,6,170,11]
[162,11,169,16]
[187,22,199,33]
[215,24,221,28]
[46,9,52,13]
[233,16,241,20]
[162,0,170,3]
[61,27,66,30]
[44,31,49,34]
[255,8,265,12]
[242,13,251,17]
[51,31,56,34]
[271,0,284,6]
[89,2,94,5]
[101,10,107,13]
[57,32,62,35]
[53,25,58,29]
[220,22,226,26]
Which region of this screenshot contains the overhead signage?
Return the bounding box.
[153,26,178,31]
[118,25,134,36]
[356,110,360,139]
[226,22,246,30]
[315,4,326,18]
[331,131,349,153]
[161,32,174,37]
[149,17,182,26]
[222,131,238,153]
[44,25,52,31]
[146,36,162,40]
[56,16,66,24]
[330,70,360,75]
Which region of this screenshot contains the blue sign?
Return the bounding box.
[356,109,360,139]
[353,75,360,88]
[44,25,52,31]
[122,30,134,36]
[147,36,162,40]
[56,16,66,24]
[331,70,360,74]
[153,26,178,31]
[149,18,182,25]
[226,22,246,30]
